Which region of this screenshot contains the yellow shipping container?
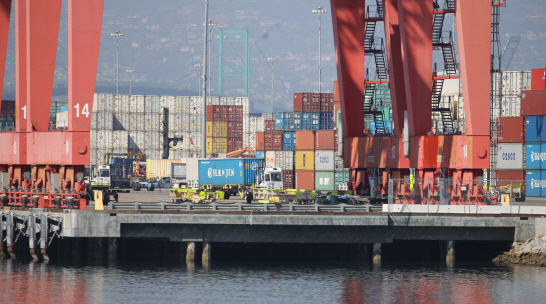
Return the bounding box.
[146,159,183,180]
[213,121,228,138]
[212,137,227,154]
[206,137,214,154]
[295,150,315,171]
[206,121,213,137]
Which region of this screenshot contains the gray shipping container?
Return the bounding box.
[497,143,523,170]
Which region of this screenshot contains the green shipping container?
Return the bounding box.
[335,171,349,190]
[315,171,335,191]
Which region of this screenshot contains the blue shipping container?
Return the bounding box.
[525,116,546,142]
[282,131,296,151]
[292,112,302,130]
[525,144,543,170]
[199,159,264,187]
[526,170,543,197]
[275,112,284,130]
[256,151,265,159]
[320,113,334,130]
[301,112,320,130]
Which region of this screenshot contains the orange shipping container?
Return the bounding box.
[256,132,265,151]
[295,150,315,171]
[296,130,315,150]
[315,130,335,150]
[295,171,315,190]
[333,81,340,102]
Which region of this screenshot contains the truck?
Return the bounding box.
[88,165,131,204]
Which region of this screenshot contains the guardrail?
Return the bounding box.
[108,202,383,213]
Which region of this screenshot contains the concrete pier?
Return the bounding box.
[445,241,455,265]
[202,242,211,263]
[186,242,196,262]
[373,243,382,264]
[108,238,118,262]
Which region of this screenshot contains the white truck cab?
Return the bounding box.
[258,167,283,189]
[91,165,112,188]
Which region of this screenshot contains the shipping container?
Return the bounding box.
[496,170,524,187]
[265,151,276,168]
[295,171,315,190]
[275,151,294,171]
[333,102,341,124]
[492,71,532,96]
[499,96,521,117]
[129,131,146,152]
[144,113,160,131]
[256,132,265,151]
[315,171,335,191]
[256,151,265,159]
[264,119,275,131]
[144,95,161,113]
[112,131,129,150]
[93,93,114,112]
[227,105,243,121]
[146,159,183,180]
[525,144,544,170]
[227,137,243,152]
[497,143,523,170]
[213,137,227,154]
[282,131,296,151]
[144,149,162,160]
[144,132,161,150]
[521,90,546,116]
[497,117,523,143]
[334,151,345,171]
[314,150,335,171]
[206,137,214,155]
[296,130,315,150]
[189,115,204,132]
[294,93,320,112]
[113,113,130,131]
[525,116,546,142]
[91,112,114,130]
[206,96,220,106]
[96,130,113,149]
[206,121,213,137]
[129,95,145,113]
[532,68,546,90]
[320,93,334,113]
[301,112,320,130]
[334,171,350,190]
[283,170,294,189]
[129,113,145,132]
[243,132,256,150]
[333,81,340,101]
[189,96,204,115]
[228,121,243,138]
[177,96,191,114]
[198,159,264,187]
[206,105,216,121]
[213,121,228,138]
[315,130,335,150]
[526,170,544,197]
[295,151,315,171]
[319,113,334,130]
[264,131,283,151]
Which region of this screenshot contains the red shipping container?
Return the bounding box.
[228,105,243,121]
[333,80,340,102]
[315,130,335,150]
[532,68,546,90]
[520,90,546,116]
[295,171,315,190]
[283,170,294,189]
[227,137,243,152]
[496,170,524,187]
[220,105,229,121]
[333,102,341,124]
[228,121,243,138]
[264,120,275,131]
[265,131,283,151]
[294,92,320,112]
[296,130,315,150]
[256,132,265,151]
[497,117,523,143]
[320,93,333,113]
[206,105,214,121]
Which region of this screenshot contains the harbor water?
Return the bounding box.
[2,259,546,303]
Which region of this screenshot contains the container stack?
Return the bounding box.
[496,117,524,189]
[91,93,115,166]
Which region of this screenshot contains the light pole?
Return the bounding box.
[312,7,327,94]
[195,63,203,97]
[206,21,219,96]
[111,31,124,95]
[126,68,135,95]
[202,0,209,158]
[267,56,278,113]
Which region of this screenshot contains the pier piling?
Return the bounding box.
[373,243,382,264]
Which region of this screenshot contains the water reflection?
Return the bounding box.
[1,260,546,303]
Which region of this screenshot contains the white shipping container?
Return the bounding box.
[243,115,250,133]
[181,114,190,133]
[236,97,250,116]
[56,112,67,129]
[266,151,275,168]
[274,151,294,171]
[145,95,161,113]
[500,96,521,117]
[498,71,532,96]
[113,113,130,130]
[129,131,146,151]
[222,97,236,105]
[243,132,256,149]
[256,115,264,132]
[145,113,160,131]
[112,131,129,150]
[186,158,203,181]
[93,93,114,112]
[144,149,162,160]
[146,159,183,180]
[145,131,161,150]
[90,148,98,166]
[207,96,220,106]
[92,112,114,130]
[190,96,203,114]
[497,143,523,170]
[130,113,145,131]
[178,96,191,114]
[188,132,203,152]
[114,95,131,113]
[130,95,146,113]
[113,148,128,155]
[96,130,113,149]
[189,115,203,132]
[315,150,335,171]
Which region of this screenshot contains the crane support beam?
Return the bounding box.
[67,0,105,131]
[455,1,491,136]
[15,0,28,132]
[397,0,433,136]
[0,0,11,107]
[383,0,406,137]
[330,0,366,138]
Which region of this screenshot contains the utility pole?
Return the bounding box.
[207,21,219,96]
[202,0,209,158]
[267,56,278,113]
[111,31,124,95]
[126,68,135,95]
[195,63,203,97]
[312,7,327,94]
